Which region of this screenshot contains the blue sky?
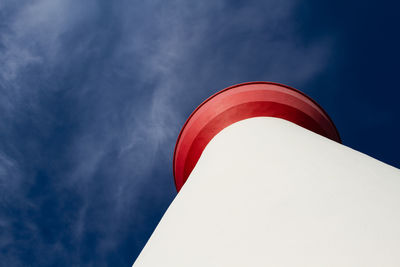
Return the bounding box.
[0,0,399,266]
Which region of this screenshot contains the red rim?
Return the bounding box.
[173,81,341,192]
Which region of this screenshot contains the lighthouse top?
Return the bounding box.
[173,82,341,192]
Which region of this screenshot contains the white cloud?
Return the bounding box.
[0,0,334,265]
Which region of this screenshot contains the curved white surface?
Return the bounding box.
[133,117,400,266]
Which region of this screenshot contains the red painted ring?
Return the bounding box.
[173,82,341,192]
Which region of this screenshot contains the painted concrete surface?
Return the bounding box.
[133,117,400,267]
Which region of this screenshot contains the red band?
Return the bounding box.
[173,82,341,192]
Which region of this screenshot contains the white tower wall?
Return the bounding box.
[133,117,400,266]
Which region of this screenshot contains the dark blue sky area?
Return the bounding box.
[0,0,399,266]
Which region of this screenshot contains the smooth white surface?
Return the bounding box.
[133,117,400,267]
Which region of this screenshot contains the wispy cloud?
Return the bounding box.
[0,0,333,265]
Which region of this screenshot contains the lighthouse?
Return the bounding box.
[133,82,400,266]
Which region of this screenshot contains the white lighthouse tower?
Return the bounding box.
[133,82,400,266]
